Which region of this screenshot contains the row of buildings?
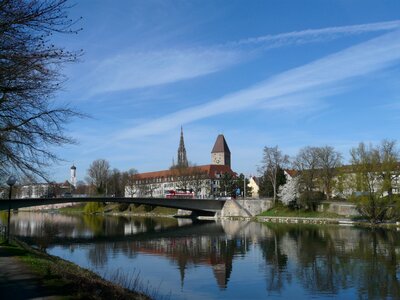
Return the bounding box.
[12,128,246,199]
[14,165,77,199]
[125,128,239,198]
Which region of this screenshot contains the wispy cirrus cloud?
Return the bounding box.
[82,20,400,98]
[114,29,400,140]
[233,20,400,48]
[85,48,241,96]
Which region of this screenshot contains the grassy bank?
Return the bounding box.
[0,239,151,299]
[59,203,178,216]
[259,205,342,219]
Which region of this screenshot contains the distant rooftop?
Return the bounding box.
[211,134,230,154]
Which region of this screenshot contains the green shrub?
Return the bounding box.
[299,191,325,211]
[83,202,104,214]
[143,205,154,212]
[349,194,391,223]
[117,203,129,212]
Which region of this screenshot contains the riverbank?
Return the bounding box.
[32,202,400,228]
[0,239,151,299]
[59,203,178,218]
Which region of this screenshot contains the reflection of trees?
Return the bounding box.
[34,221,60,252]
[82,215,105,236]
[294,226,343,294]
[87,243,108,268]
[259,225,289,293]
[349,229,400,300]
[261,223,400,299]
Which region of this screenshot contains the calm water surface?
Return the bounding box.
[4,212,400,299]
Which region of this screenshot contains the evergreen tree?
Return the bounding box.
[259,167,286,198]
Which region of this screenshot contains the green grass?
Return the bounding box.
[109,204,177,215]
[58,203,177,216]
[148,206,178,215]
[259,205,341,219]
[0,240,149,299]
[58,204,86,213]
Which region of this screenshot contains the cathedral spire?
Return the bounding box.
[177,126,188,167]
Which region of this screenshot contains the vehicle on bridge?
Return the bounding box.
[165,189,194,199]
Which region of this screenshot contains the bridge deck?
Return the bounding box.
[0,197,226,213]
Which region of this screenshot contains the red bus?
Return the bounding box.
[165,189,195,199]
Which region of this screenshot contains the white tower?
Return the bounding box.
[70,164,77,188]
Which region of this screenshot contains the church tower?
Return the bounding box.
[177,127,188,167]
[211,134,231,167]
[70,164,77,188]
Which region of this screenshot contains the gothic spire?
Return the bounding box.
[177,126,188,167]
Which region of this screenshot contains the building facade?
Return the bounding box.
[16,165,78,198]
[125,132,235,198]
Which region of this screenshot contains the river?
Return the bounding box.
[3,211,400,299]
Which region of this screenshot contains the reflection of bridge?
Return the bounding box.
[0,197,226,215]
[16,220,224,245]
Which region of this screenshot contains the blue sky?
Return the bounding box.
[50,0,400,182]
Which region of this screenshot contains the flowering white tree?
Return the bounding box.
[278,177,299,206]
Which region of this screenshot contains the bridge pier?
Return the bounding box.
[175,209,216,218]
[219,199,273,218]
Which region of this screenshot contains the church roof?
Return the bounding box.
[134,164,235,180]
[211,134,230,154]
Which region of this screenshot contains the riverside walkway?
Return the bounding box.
[0,245,62,299]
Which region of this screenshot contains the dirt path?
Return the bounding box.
[0,246,60,299]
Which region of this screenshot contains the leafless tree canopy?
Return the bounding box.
[86,159,110,195]
[260,146,289,203]
[293,146,320,192]
[0,0,82,180]
[315,146,342,200]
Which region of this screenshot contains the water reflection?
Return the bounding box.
[6,212,400,299]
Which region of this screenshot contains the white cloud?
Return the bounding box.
[85,48,242,96]
[81,20,400,97]
[114,30,400,140]
[233,20,400,48]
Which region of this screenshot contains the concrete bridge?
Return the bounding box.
[0,197,226,215]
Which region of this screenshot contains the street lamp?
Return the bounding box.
[6,175,17,244]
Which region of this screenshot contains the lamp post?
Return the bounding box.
[6,175,17,244]
[243,174,247,199]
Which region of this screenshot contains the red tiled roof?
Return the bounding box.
[135,164,236,180]
[284,169,297,177]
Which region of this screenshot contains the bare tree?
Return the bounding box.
[293,146,319,192]
[86,159,110,195]
[260,146,289,204]
[175,166,192,191]
[316,146,342,200]
[108,168,123,197]
[123,168,139,197]
[190,168,209,198]
[0,0,83,180]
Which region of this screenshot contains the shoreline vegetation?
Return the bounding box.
[54,202,400,228]
[59,203,179,218]
[0,239,152,300]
